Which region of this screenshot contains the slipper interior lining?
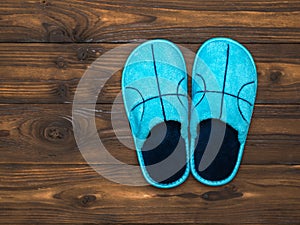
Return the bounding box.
[193,119,240,181]
[141,120,187,184]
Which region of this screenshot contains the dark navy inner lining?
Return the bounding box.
[142,121,187,184]
[193,119,240,181]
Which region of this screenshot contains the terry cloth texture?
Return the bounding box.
[122,39,190,188]
[190,38,257,186]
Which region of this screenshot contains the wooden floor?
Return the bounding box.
[0,0,299,224]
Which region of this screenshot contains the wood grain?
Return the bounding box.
[0,43,299,104]
[0,164,299,224]
[0,0,300,224]
[0,0,300,43]
[0,103,299,165]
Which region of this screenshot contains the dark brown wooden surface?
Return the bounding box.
[0,0,299,224]
[0,103,299,165]
[0,164,299,224]
[0,43,299,104]
[1,0,300,43]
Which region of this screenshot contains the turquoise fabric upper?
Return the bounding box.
[123,40,189,149]
[122,39,189,188]
[122,38,257,187]
[191,38,257,145]
[190,38,257,185]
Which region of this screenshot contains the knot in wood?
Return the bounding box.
[270,70,283,83]
[79,195,97,207]
[201,185,242,201]
[77,47,89,61]
[57,83,68,99]
[40,0,50,7]
[43,121,70,143]
[55,57,67,69]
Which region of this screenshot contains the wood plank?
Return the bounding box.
[0,0,299,43]
[0,103,299,165]
[0,164,299,224]
[0,43,299,104]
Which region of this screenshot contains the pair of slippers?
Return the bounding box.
[122,38,257,188]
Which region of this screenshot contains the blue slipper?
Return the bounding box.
[190,38,257,186]
[122,40,190,188]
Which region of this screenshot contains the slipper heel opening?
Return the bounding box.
[141,121,187,185]
[194,119,240,182]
